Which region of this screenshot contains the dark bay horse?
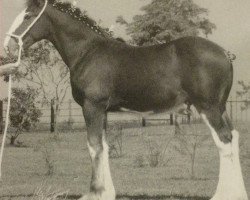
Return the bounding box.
[3,0,248,199]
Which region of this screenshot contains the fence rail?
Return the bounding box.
[0,98,249,133]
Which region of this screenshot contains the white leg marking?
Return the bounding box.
[201,114,231,154]
[100,136,115,200]
[201,114,248,200]
[3,9,27,51]
[85,133,115,200]
[87,142,97,160]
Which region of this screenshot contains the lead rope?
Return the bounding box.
[0,75,12,179]
[0,0,48,180]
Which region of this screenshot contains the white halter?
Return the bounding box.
[0,0,48,179]
[5,0,48,67]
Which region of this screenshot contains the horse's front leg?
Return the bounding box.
[80,100,115,200]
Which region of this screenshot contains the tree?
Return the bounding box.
[116,0,216,46]
[237,81,250,109]
[14,41,71,131]
[6,87,42,145]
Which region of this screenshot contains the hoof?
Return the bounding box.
[79,193,99,200]
[79,191,115,200]
[211,197,248,200]
[211,193,248,200]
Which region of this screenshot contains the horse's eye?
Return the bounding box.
[24,15,31,20]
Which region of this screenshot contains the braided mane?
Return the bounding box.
[26,0,112,37]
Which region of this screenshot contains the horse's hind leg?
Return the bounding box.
[200,107,248,200]
[80,100,115,200]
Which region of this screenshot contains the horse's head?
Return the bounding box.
[4,0,51,56]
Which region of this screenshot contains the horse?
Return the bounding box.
[3,0,248,200]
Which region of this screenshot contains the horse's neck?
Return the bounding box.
[47,7,102,68]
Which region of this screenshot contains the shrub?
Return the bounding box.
[34,135,60,176]
[140,128,174,167]
[173,123,209,179]
[108,125,123,158]
[148,148,161,168]
[6,87,42,145]
[57,119,75,132]
[134,154,145,168]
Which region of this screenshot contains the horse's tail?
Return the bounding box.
[218,51,234,111]
[225,50,236,63]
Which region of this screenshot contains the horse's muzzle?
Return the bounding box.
[4,37,19,57]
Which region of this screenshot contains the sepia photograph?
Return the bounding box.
[0,0,249,199]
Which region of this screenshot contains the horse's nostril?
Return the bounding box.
[4,46,10,55]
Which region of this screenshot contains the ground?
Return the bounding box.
[0,123,249,200]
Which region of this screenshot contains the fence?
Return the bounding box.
[227,98,250,123]
[0,98,249,133]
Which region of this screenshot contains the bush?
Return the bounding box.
[57,119,75,132]
[148,148,161,168]
[34,135,60,176]
[6,87,42,145]
[107,125,123,158]
[173,123,209,179]
[134,154,145,168]
[140,128,174,167]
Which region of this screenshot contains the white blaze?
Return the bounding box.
[4,9,27,52]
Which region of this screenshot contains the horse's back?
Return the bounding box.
[71,36,233,112]
[112,36,232,108]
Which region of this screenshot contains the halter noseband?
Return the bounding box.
[5,0,48,67]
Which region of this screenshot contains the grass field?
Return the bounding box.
[0,123,249,200]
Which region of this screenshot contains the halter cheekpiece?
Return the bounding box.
[5,0,48,67]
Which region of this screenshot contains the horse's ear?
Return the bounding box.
[26,0,45,8]
[35,0,45,7]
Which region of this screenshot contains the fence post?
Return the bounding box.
[235,95,238,123]
[69,99,72,122]
[170,113,174,125]
[230,96,233,121]
[240,96,243,121]
[245,98,248,122]
[68,99,73,129]
[141,117,146,127]
[50,99,55,133]
[103,113,108,131]
[187,104,191,124]
[174,114,181,134]
[0,100,3,134]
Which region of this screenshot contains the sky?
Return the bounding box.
[0,0,250,99]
